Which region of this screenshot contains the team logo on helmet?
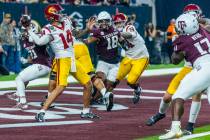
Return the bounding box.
[178,21,187,30]
[48,6,57,14]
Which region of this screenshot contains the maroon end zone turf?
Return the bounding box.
[0,75,209,140]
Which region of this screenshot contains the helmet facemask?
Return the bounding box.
[97,19,111,30]
[114,20,125,32]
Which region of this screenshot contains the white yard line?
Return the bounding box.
[0,68,181,89]
[173,131,210,140]
[0,120,93,128]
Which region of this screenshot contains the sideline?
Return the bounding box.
[0,68,181,89]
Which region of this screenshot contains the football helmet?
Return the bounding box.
[183,4,202,18]
[113,13,127,31]
[175,13,199,35]
[97,11,112,29]
[20,15,31,28]
[44,4,64,22]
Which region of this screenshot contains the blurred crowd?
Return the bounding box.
[144,18,176,64]
[0,0,151,6]
[0,11,176,75]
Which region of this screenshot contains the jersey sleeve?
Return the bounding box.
[124,25,137,38]
[173,37,185,53]
[41,26,54,41]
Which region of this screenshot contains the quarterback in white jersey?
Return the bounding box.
[113,13,149,104]
[27,4,98,122]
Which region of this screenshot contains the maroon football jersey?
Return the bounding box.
[22,37,51,67]
[90,26,121,64]
[173,26,210,65]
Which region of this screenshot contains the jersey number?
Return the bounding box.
[28,49,38,60]
[59,30,73,49]
[194,38,210,55]
[107,35,118,50]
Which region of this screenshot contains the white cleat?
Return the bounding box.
[13,102,28,110]
[159,129,183,140]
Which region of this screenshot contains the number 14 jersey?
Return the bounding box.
[42,18,74,59]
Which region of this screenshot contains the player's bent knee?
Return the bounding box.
[163,93,172,103]
[192,93,202,101]
[15,75,25,83]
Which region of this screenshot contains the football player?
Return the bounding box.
[27,4,99,121]
[159,13,210,139]
[74,41,114,111]
[7,15,51,109]
[113,13,149,104]
[146,4,209,134]
[83,11,122,111]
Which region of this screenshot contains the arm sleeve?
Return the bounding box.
[28,29,52,46]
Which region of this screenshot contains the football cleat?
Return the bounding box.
[133,87,142,104]
[183,122,194,135]
[159,129,183,139]
[146,113,166,126]
[35,112,45,122]
[80,112,100,119]
[104,92,114,111]
[13,102,28,110]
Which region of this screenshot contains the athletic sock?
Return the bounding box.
[100,88,106,97]
[82,108,90,114]
[171,121,181,132]
[159,98,170,114]
[40,109,46,113]
[19,96,27,104]
[188,101,201,123]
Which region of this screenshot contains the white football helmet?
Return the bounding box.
[97,11,112,29]
[175,13,199,35]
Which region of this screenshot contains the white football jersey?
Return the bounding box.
[122,25,149,59]
[42,18,74,58]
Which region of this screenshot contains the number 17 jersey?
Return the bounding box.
[42,18,74,59]
[173,26,210,67]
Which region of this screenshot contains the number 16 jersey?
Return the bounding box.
[42,18,74,59]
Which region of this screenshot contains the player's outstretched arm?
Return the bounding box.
[72,16,96,38]
[120,32,133,39]
[83,36,98,44]
[28,29,52,46]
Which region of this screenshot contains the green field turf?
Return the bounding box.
[136,125,210,140]
[0,63,184,81]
